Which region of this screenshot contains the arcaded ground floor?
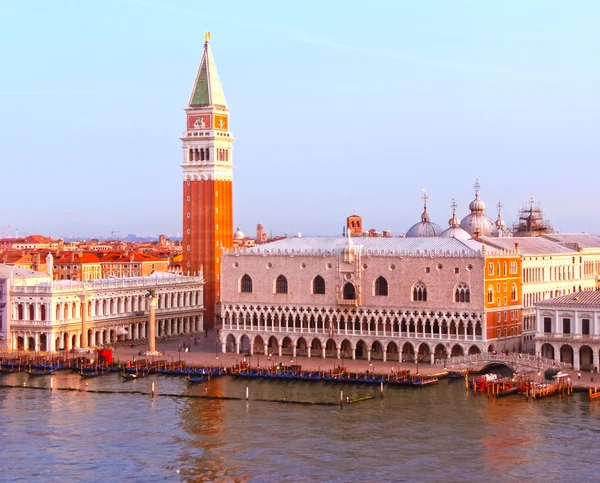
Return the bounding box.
[7,314,203,353]
[537,339,600,372]
[219,329,520,365]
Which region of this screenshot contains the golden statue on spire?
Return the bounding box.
[205,32,211,42]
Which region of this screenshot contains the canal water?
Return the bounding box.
[1,371,599,482]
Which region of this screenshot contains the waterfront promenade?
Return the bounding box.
[110,329,444,377]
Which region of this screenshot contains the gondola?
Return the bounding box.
[26,368,55,377]
[187,373,205,384]
[121,370,147,380]
[80,369,109,378]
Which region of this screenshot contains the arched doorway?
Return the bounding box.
[239,335,251,354]
[402,342,414,361]
[343,283,356,300]
[418,343,431,363]
[340,339,352,358]
[386,341,399,361]
[325,338,336,357]
[451,344,464,357]
[468,345,481,355]
[225,334,236,353]
[253,335,265,354]
[355,340,368,359]
[72,334,78,349]
[281,336,293,356]
[27,336,35,351]
[311,338,322,354]
[541,343,554,360]
[296,337,308,356]
[17,336,24,350]
[63,333,69,350]
[371,341,384,360]
[487,344,495,353]
[560,345,574,366]
[434,344,447,362]
[40,334,47,352]
[580,345,593,371]
[267,336,278,355]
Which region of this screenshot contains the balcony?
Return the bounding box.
[337,298,359,307]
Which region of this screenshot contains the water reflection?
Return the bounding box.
[0,373,600,482]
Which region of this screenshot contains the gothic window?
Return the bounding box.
[29,304,34,320]
[275,275,288,294]
[374,276,388,296]
[455,283,470,303]
[488,263,494,276]
[188,148,193,161]
[200,148,204,161]
[205,148,210,161]
[412,282,427,302]
[343,282,356,300]
[313,276,325,295]
[225,149,229,161]
[40,305,46,321]
[511,283,517,301]
[240,274,252,293]
[487,286,494,304]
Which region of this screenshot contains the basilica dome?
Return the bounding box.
[460,182,498,237]
[234,227,244,240]
[406,193,442,237]
[439,200,472,240]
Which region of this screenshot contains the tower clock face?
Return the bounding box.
[214,114,228,131]
[187,114,211,130]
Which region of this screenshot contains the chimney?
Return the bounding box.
[514,242,519,254]
[70,251,75,263]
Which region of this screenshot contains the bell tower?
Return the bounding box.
[181,32,234,328]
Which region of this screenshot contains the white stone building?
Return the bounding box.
[218,236,522,363]
[0,262,204,352]
[535,291,600,371]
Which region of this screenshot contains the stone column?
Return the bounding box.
[278,344,282,357]
[79,294,89,348]
[322,346,326,358]
[292,345,297,358]
[592,349,599,373]
[367,350,371,362]
[573,349,580,371]
[337,347,341,360]
[148,294,159,353]
[352,347,356,360]
[430,353,435,365]
[383,351,387,362]
[264,344,268,356]
[307,346,311,358]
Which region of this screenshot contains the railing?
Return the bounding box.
[439,353,572,370]
[221,323,484,342]
[537,333,600,342]
[11,275,204,294]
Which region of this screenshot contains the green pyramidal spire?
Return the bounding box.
[188,32,228,109]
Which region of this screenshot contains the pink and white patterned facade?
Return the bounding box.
[218,236,521,362]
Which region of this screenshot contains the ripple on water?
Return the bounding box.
[1,374,600,482]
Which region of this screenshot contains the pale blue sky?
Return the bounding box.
[1,0,599,238]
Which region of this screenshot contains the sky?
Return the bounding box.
[1,0,599,239]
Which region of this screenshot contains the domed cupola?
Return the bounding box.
[495,200,512,238]
[406,190,442,237]
[234,227,244,240]
[439,199,472,240]
[460,180,498,237]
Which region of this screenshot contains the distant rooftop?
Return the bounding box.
[537,291,600,309]
[479,236,576,255]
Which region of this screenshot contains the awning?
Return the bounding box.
[115,327,129,336]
